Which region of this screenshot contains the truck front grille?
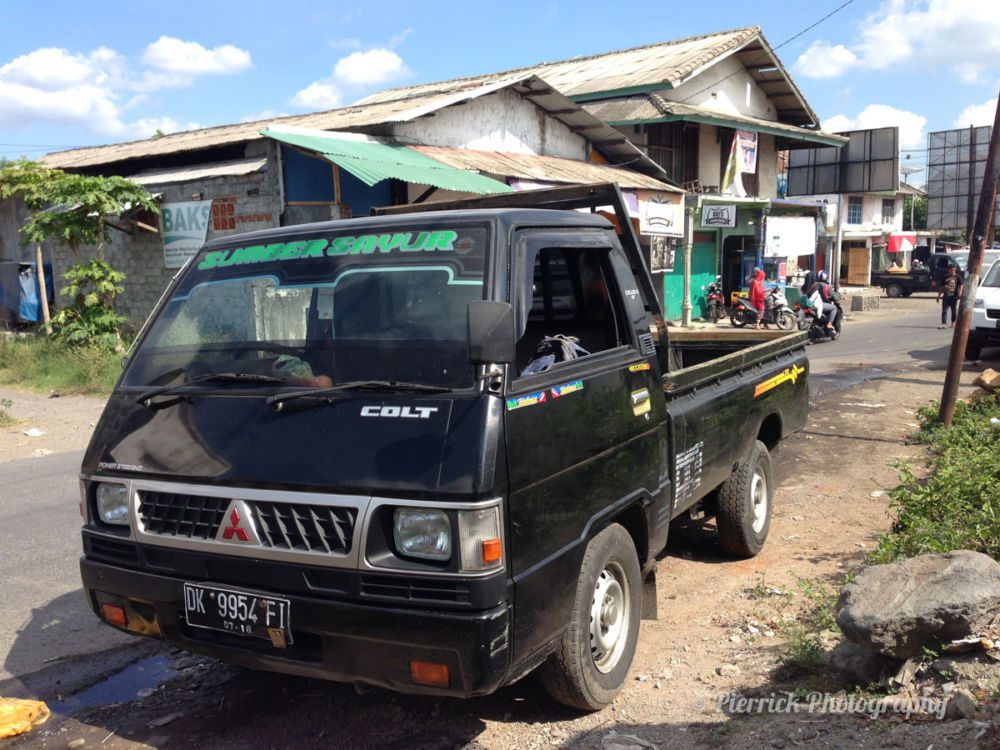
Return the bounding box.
[136,490,356,555]
[138,491,228,539]
[987,309,1000,320]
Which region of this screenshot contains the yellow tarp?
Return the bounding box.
[0,697,50,739]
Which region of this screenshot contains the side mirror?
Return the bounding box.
[467,301,515,365]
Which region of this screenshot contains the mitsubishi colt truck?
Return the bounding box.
[79,184,809,710]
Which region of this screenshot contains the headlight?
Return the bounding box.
[458,506,503,571]
[394,509,451,561]
[95,483,130,526]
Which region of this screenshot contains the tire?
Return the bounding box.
[716,440,773,557]
[730,311,746,328]
[831,315,843,340]
[885,283,903,298]
[901,290,913,297]
[540,524,641,711]
[709,304,724,323]
[965,334,983,360]
[776,309,796,331]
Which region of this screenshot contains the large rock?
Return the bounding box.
[827,640,900,686]
[836,550,1000,659]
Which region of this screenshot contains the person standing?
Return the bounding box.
[749,269,766,329]
[937,265,963,328]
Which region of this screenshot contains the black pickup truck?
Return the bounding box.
[872,253,961,297]
[78,184,809,710]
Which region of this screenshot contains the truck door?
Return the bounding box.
[504,231,667,660]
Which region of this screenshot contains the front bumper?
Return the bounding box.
[970,310,1000,346]
[80,557,512,697]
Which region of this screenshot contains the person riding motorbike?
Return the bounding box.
[807,270,839,334]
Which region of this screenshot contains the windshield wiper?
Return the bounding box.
[267,380,452,411]
[136,372,285,407]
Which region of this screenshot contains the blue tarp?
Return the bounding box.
[0,261,54,324]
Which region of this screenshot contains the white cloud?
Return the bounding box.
[142,36,252,76]
[0,39,249,139]
[794,0,1000,82]
[793,41,857,79]
[333,49,410,86]
[953,97,998,127]
[329,37,363,51]
[291,41,413,110]
[822,103,928,149]
[290,82,343,109]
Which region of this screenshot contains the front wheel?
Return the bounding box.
[540,524,641,711]
[730,310,746,327]
[885,283,903,298]
[775,309,796,331]
[716,440,773,557]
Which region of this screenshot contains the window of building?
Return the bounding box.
[646,122,698,186]
[847,197,864,224]
[881,198,896,225]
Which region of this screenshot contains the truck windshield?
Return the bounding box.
[123,225,489,391]
[983,260,1000,287]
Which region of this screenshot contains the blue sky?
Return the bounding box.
[2,0,998,181]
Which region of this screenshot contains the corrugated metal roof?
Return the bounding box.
[581,96,848,148]
[40,75,667,183]
[127,157,267,186]
[408,146,682,191]
[356,26,819,126]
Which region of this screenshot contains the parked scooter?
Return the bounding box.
[795,292,843,343]
[703,275,726,323]
[730,286,796,330]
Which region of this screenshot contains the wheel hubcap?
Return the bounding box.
[590,563,630,673]
[750,468,768,534]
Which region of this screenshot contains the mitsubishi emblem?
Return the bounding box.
[216,500,261,545]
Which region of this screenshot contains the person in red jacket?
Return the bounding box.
[749,268,766,329]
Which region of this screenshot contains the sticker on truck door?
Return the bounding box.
[674,442,704,510]
[754,364,806,398]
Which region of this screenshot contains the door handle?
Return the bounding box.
[630,388,651,416]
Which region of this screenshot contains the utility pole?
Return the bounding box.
[681,206,694,326]
[939,91,1000,426]
[832,194,844,291]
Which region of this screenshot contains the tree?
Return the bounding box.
[903,194,927,231]
[0,159,160,333]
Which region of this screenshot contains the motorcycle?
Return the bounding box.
[795,292,844,343]
[703,275,726,323]
[729,286,796,330]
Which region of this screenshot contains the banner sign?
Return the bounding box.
[649,235,676,273]
[162,201,212,269]
[764,216,816,258]
[638,190,682,236]
[700,204,736,228]
[722,130,758,197]
[887,232,916,253]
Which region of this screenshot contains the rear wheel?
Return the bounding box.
[730,310,746,327]
[965,334,983,360]
[540,524,641,711]
[776,309,796,331]
[885,283,903,298]
[716,440,773,557]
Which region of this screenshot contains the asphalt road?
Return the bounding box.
[0,451,132,686]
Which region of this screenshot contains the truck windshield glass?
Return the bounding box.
[983,261,1000,287]
[123,226,489,390]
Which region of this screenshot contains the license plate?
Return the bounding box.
[183,583,292,645]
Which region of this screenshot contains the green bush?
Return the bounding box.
[50,258,127,349]
[0,336,121,394]
[871,395,1000,563]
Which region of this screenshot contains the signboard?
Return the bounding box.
[925,126,1000,230]
[764,215,816,257]
[787,127,899,196]
[722,131,758,197]
[649,235,676,272]
[162,201,212,269]
[888,232,916,253]
[638,190,682,236]
[700,204,736,228]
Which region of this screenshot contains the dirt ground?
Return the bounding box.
[3,311,999,749]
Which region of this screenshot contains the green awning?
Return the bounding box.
[261,127,513,195]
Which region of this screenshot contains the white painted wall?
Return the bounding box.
[666,56,778,121]
[842,193,903,230]
[391,89,587,160]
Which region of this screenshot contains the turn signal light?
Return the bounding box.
[410,660,450,688]
[481,537,502,566]
[100,603,128,627]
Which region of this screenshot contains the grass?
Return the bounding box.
[870,394,1000,563]
[0,335,122,395]
[779,578,841,675]
[0,397,15,427]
